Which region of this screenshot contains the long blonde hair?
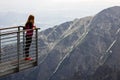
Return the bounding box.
[25,15,35,26]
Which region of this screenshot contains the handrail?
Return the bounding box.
[0,26,18,30]
[0,26,40,30]
[0,27,40,36]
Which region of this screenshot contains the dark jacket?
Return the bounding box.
[25,22,34,36]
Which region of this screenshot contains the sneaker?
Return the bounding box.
[25,57,33,61]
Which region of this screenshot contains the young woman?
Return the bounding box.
[24,15,36,60]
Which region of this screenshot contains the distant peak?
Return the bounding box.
[100,6,120,13]
[109,6,120,9]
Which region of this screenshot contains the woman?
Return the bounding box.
[24,15,36,60]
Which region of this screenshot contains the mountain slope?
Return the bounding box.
[37,16,92,80]
[48,6,120,80]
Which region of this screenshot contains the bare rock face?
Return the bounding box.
[37,16,92,80]
[48,6,120,80]
[1,6,120,80]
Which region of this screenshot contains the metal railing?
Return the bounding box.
[0,26,40,72]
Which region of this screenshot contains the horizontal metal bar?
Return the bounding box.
[2,53,23,58]
[1,51,17,56]
[1,39,17,43]
[1,32,17,37]
[9,58,36,67]
[22,45,37,48]
[1,53,36,62]
[23,41,37,44]
[1,47,17,51]
[23,50,36,54]
[0,31,18,36]
[22,43,37,46]
[0,64,18,72]
[22,50,36,53]
[1,54,20,60]
[2,41,35,49]
[1,34,17,37]
[2,50,36,57]
[1,55,17,60]
[1,49,17,53]
[0,26,19,30]
[2,48,36,56]
[1,38,17,41]
[1,36,17,40]
[19,26,24,28]
[1,43,16,46]
[1,54,17,60]
[0,53,36,65]
[1,30,18,33]
[0,28,40,36]
[0,26,24,31]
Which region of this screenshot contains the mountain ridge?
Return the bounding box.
[47,6,120,80]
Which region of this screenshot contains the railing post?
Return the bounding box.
[17,27,20,71]
[35,29,38,65]
[0,30,1,62]
[23,26,25,57]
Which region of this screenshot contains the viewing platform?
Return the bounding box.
[0,26,40,77]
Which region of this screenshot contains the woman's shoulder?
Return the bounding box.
[26,22,33,26]
[26,22,32,25]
